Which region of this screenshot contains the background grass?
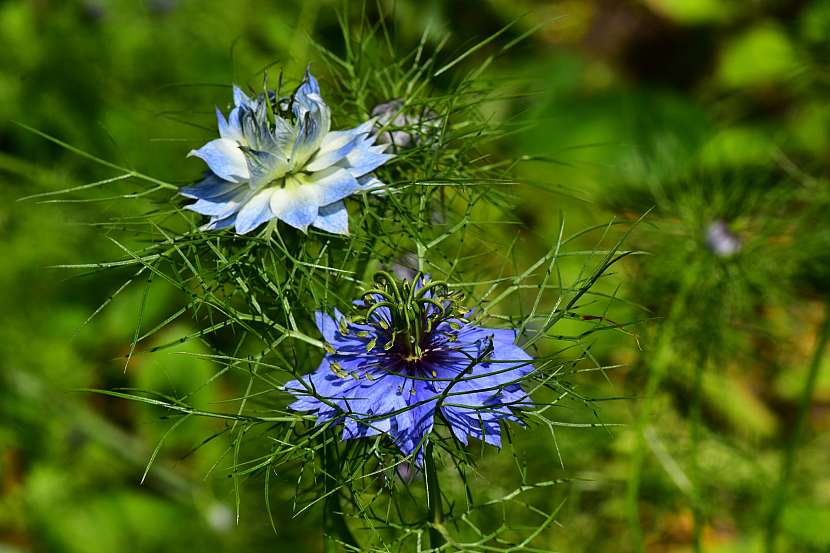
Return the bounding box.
[2,1,830,552]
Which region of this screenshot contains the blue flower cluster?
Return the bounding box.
[284,273,534,462]
[181,69,391,235]
[181,69,536,462]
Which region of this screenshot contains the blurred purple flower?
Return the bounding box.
[706,220,741,257]
[371,99,440,151]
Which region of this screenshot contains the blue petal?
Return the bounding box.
[307,168,359,206]
[306,120,374,172]
[215,107,230,138]
[338,138,392,178]
[311,201,349,235]
[180,173,238,200]
[359,175,384,191]
[188,138,250,183]
[314,312,340,344]
[245,149,290,189]
[233,85,253,108]
[300,67,321,95]
[269,185,320,232]
[321,120,374,148]
[186,197,240,217]
[292,67,321,118]
[291,102,330,168]
[305,133,362,173]
[442,407,505,448]
[286,358,363,406]
[463,325,535,381]
[183,180,250,218]
[203,213,238,231]
[343,417,384,440]
[391,390,436,462]
[234,189,274,234]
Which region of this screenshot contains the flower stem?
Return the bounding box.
[690,348,706,553]
[424,442,445,550]
[765,297,830,553]
[324,437,358,552]
[627,260,701,553]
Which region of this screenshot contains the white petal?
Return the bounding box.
[234,189,274,234]
[306,133,362,173]
[305,167,360,206]
[290,99,331,169]
[358,175,385,193]
[270,185,321,232]
[233,85,252,108]
[215,107,229,138]
[311,201,349,235]
[185,190,248,218]
[219,107,246,144]
[188,138,250,182]
[341,139,392,178]
[305,118,375,171]
[316,119,373,155]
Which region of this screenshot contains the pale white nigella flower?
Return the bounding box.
[180,69,392,235]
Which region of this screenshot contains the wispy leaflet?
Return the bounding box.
[181,69,392,235]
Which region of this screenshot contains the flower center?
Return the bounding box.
[257,167,312,194]
[351,272,469,367]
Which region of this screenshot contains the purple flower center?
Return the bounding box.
[342,271,476,377]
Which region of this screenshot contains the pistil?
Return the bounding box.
[355,271,467,368]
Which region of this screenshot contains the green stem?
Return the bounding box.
[627,261,701,553]
[424,442,445,550]
[690,349,706,553]
[765,297,830,553]
[324,438,359,553]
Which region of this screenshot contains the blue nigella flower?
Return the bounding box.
[284,273,535,463]
[180,69,392,235]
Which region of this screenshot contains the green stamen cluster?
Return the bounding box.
[352,271,468,360]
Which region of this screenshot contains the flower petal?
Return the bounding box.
[186,194,246,217]
[269,184,320,232]
[215,107,230,138]
[180,173,238,200]
[291,101,330,169]
[292,67,322,117]
[234,189,274,234]
[357,175,385,193]
[335,137,392,178]
[305,168,360,206]
[305,120,374,173]
[188,138,250,183]
[441,406,505,448]
[305,133,362,173]
[286,359,362,412]
[233,85,253,108]
[392,387,436,461]
[311,201,349,235]
[182,176,251,219]
[314,311,341,344]
[318,120,374,153]
[203,213,238,231]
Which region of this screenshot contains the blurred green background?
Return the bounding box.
[2,1,830,552]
